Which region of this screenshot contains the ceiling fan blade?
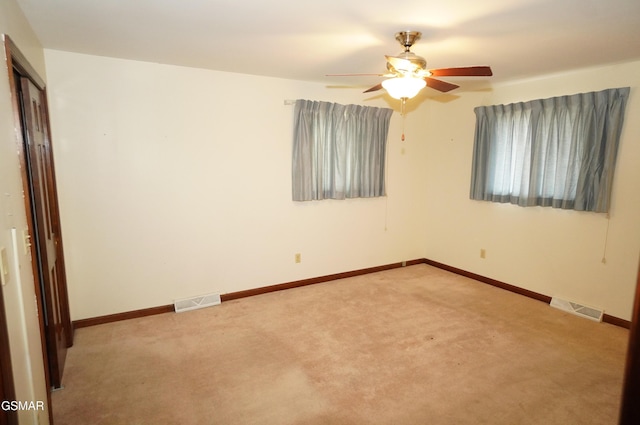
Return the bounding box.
[363,83,383,93]
[429,66,493,77]
[425,77,459,93]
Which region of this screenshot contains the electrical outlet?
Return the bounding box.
[295,253,301,263]
[480,248,486,259]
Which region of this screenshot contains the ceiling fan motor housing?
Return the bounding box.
[388,31,427,74]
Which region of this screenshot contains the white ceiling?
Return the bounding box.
[15,0,640,93]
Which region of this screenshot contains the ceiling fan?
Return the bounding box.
[329,31,493,100]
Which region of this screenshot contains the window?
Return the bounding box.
[292,100,393,201]
[470,87,629,212]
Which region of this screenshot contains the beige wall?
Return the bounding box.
[0,0,51,424]
[43,50,427,320]
[44,48,640,325]
[422,61,640,321]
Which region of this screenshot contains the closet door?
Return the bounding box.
[19,76,73,389]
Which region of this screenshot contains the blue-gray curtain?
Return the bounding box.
[470,87,629,212]
[292,100,393,201]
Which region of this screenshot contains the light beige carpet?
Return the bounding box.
[52,264,629,424]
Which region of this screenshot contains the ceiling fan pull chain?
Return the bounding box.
[401,98,406,141]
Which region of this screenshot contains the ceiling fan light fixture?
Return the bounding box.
[381,76,426,99]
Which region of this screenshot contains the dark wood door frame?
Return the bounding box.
[4,33,52,424]
[619,260,640,424]
[3,34,73,424]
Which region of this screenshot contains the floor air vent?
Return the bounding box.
[174,293,221,313]
[550,297,603,322]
